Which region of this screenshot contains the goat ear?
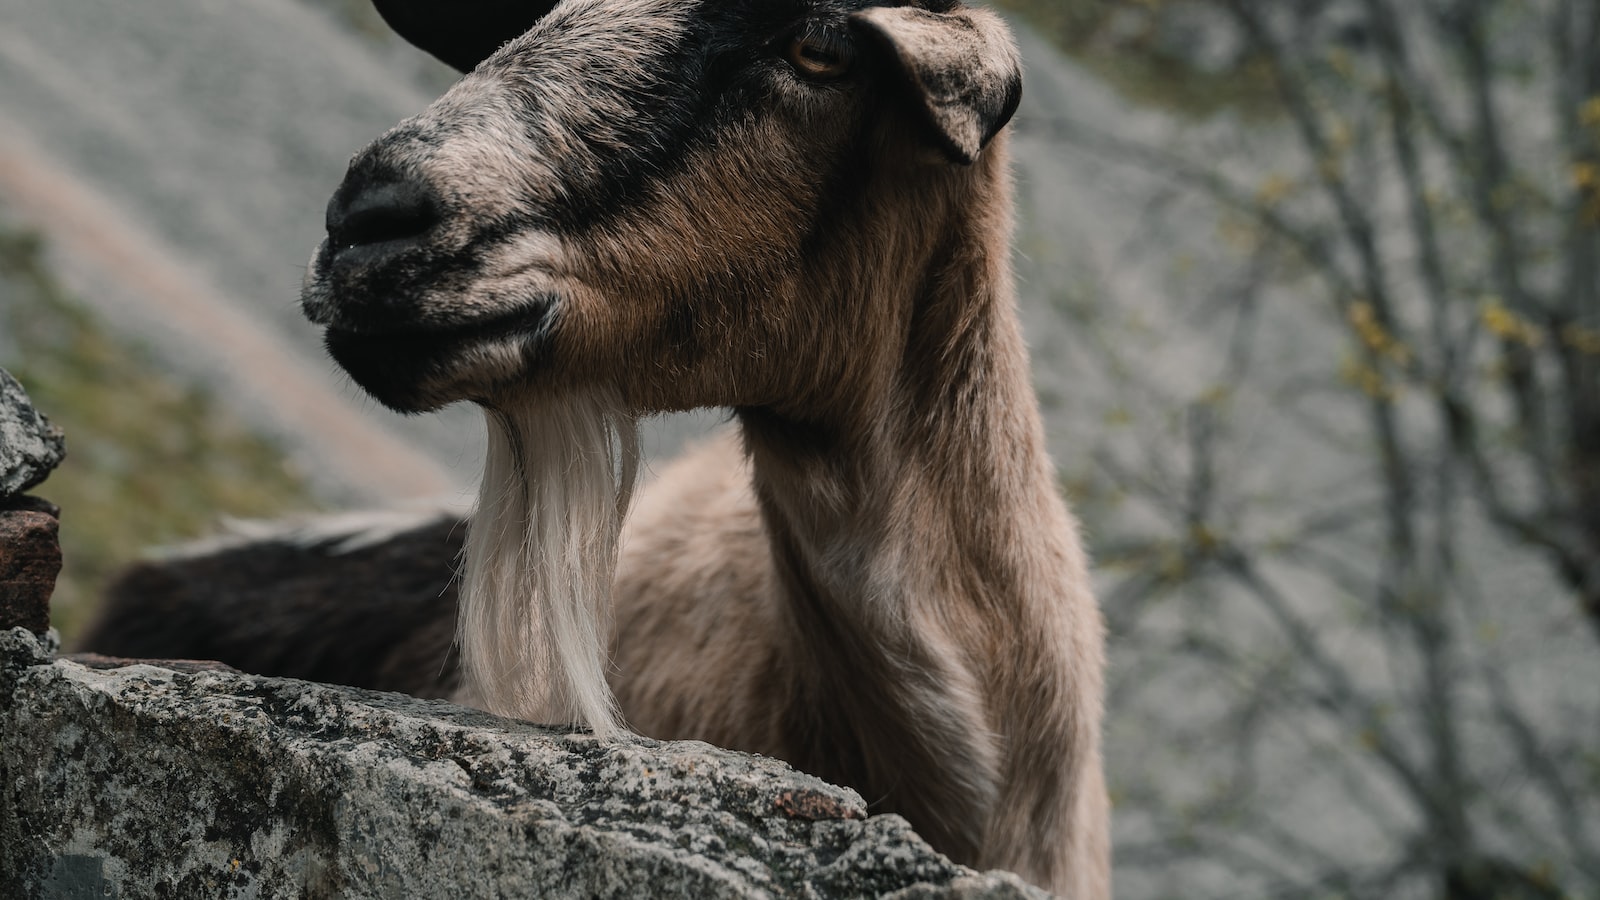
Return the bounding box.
[852,5,1023,166]
[370,1,558,73]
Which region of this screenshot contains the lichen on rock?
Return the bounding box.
[0,628,1050,899]
[0,368,66,499]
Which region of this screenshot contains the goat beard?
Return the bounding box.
[455,389,639,737]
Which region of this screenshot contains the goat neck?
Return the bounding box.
[737,138,1108,894]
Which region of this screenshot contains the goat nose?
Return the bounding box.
[325,178,440,252]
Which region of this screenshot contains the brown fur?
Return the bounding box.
[606,139,1107,895]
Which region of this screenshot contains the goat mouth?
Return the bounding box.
[322,299,556,413]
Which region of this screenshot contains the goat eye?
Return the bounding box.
[785,27,852,80]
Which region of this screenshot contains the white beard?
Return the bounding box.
[454,390,639,737]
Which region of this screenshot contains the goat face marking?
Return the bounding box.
[301,0,1022,416]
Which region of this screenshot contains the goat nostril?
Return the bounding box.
[327,179,441,250]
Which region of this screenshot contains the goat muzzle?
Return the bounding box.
[324,176,442,273]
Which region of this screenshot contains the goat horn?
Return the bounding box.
[371,1,561,73]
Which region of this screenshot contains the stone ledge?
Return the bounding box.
[0,628,1049,899]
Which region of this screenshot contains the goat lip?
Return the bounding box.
[321,299,555,412]
[325,236,427,276]
[322,298,553,342]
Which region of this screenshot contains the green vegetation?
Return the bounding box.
[0,224,318,643]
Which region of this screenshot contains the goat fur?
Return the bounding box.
[83,1,1110,894]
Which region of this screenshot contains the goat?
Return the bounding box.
[82,0,1109,894]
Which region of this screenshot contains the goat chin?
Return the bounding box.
[454,389,639,737]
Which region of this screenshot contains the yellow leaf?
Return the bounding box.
[1563,323,1600,355]
[1581,96,1600,128]
[1256,174,1295,207]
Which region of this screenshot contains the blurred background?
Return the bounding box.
[0,0,1596,896]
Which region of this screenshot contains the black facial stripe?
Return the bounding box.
[479,0,861,237]
[796,124,872,269]
[513,25,716,234]
[661,295,705,364]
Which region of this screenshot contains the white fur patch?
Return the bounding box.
[152,504,466,560]
[455,390,639,736]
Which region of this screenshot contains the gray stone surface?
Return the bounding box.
[0,628,1050,899]
[0,368,65,499]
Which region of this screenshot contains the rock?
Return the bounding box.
[0,506,61,634]
[63,651,240,674]
[0,368,66,499]
[0,628,1052,899]
[0,370,66,633]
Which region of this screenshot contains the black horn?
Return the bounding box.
[371,0,562,73]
